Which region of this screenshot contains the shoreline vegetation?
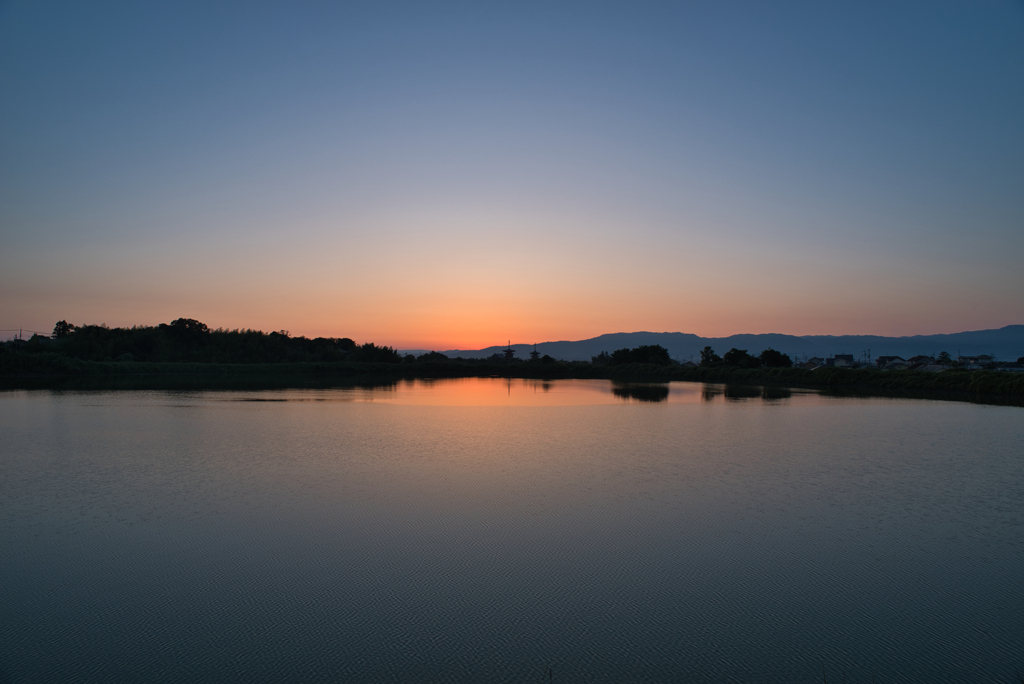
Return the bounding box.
[5,352,1024,403]
[3,318,1023,400]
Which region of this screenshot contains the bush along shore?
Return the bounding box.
[2,318,1023,398]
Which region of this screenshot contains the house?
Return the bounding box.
[959,354,996,369]
[833,354,855,368]
[876,356,905,369]
[906,355,935,366]
[680,361,698,368]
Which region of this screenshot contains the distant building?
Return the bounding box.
[488,341,519,363]
[876,356,905,369]
[959,354,996,369]
[833,354,854,368]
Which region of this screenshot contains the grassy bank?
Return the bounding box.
[3,352,1023,397]
[0,352,409,378]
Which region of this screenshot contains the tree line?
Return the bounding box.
[591,345,792,368]
[23,318,402,364]
[698,346,793,368]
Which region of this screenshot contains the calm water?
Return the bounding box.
[2,379,1022,683]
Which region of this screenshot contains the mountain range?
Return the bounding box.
[400,325,1024,363]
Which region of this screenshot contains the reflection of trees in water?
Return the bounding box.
[612,384,670,402]
[724,385,761,400]
[701,387,722,402]
[701,384,792,402]
[761,386,792,401]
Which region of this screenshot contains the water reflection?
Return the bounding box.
[3,379,1024,682]
[611,383,670,403]
[702,384,793,402]
[3,375,1020,407]
[762,386,793,401]
[724,385,762,401]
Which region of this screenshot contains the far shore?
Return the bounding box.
[2,357,1023,402]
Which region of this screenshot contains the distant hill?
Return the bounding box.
[401,325,1024,363]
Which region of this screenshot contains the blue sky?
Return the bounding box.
[2,1,1022,346]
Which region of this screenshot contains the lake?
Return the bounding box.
[2,378,1022,682]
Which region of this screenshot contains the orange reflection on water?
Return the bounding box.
[214,378,810,406]
[356,377,710,406]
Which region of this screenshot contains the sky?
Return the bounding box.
[1,1,1022,349]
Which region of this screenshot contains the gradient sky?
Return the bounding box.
[2,1,1022,348]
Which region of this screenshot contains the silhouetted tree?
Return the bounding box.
[349,342,401,364]
[168,318,209,335]
[937,351,953,365]
[338,338,356,352]
[610,348,630,365]
[52,320,76,339]
[1018,355,1024,365]
[591,351,611,367]
[609,345,671,366]
[418,351,449,361]
[700,346,722,367]
[723,348,761,368]
[758,348,792,368]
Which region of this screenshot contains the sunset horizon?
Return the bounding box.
[3,3,1021,348]
[11,315,1024,352]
